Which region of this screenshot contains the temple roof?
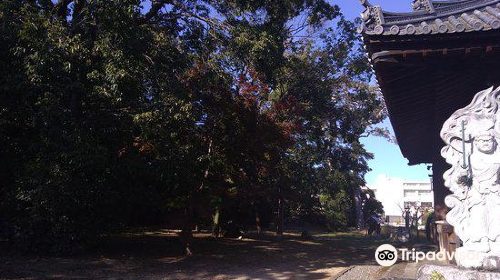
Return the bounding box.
[359,0,500,165]
[360,0,500,36]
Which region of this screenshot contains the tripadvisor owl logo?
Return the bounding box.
[375,244,398,266]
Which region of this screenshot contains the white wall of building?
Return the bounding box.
[366,174,433,224]
[368,175,405,217]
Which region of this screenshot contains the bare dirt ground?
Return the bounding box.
[0,230,387,280]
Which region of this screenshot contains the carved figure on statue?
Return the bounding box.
[462,130,500,252]
[441,86,500,269]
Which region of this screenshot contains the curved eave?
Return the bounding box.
[362,29,500,165]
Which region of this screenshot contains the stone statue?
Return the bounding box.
[441,86,500,270]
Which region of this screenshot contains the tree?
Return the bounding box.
[0,0,387,253]
[266,18,386,232]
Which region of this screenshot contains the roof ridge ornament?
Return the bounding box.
[360,2,385,35]
[360,0,373,8]
[412,0,436,13]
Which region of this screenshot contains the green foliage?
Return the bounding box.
[423,211,434,226]
[320,192,351,231]
[363,198,384,218]
[0,0,387,252]
[430,270,446,280]
[425,211,435,240]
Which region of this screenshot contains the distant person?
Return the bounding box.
[366,216,381,236]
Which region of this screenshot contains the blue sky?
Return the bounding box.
[360,120,431,185]
[334,0,431,185]
[335,0,413,17]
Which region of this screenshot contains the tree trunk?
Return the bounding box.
[199,139,212,191]
[276,187,284,235]
[181,138,212,255]
[212,206,221,238]
[180,227,193,256]
[254,204,261,234]
[353,186,365,230]
[180,204,195,256]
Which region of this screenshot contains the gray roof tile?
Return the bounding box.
[360,0,500,36]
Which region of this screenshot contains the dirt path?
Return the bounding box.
[0,230,386,280]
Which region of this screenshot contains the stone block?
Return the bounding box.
[417,264,500,280]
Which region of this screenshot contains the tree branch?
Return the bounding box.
[38,0,54,10]
[137,1,230,31]
[72,0,85,23]
[137,0,171,25]
[52,0,73,20]
[181,12,229,30]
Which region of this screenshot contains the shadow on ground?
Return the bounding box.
[0,230,387,280]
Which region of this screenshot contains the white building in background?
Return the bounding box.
[365,174,433,225]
